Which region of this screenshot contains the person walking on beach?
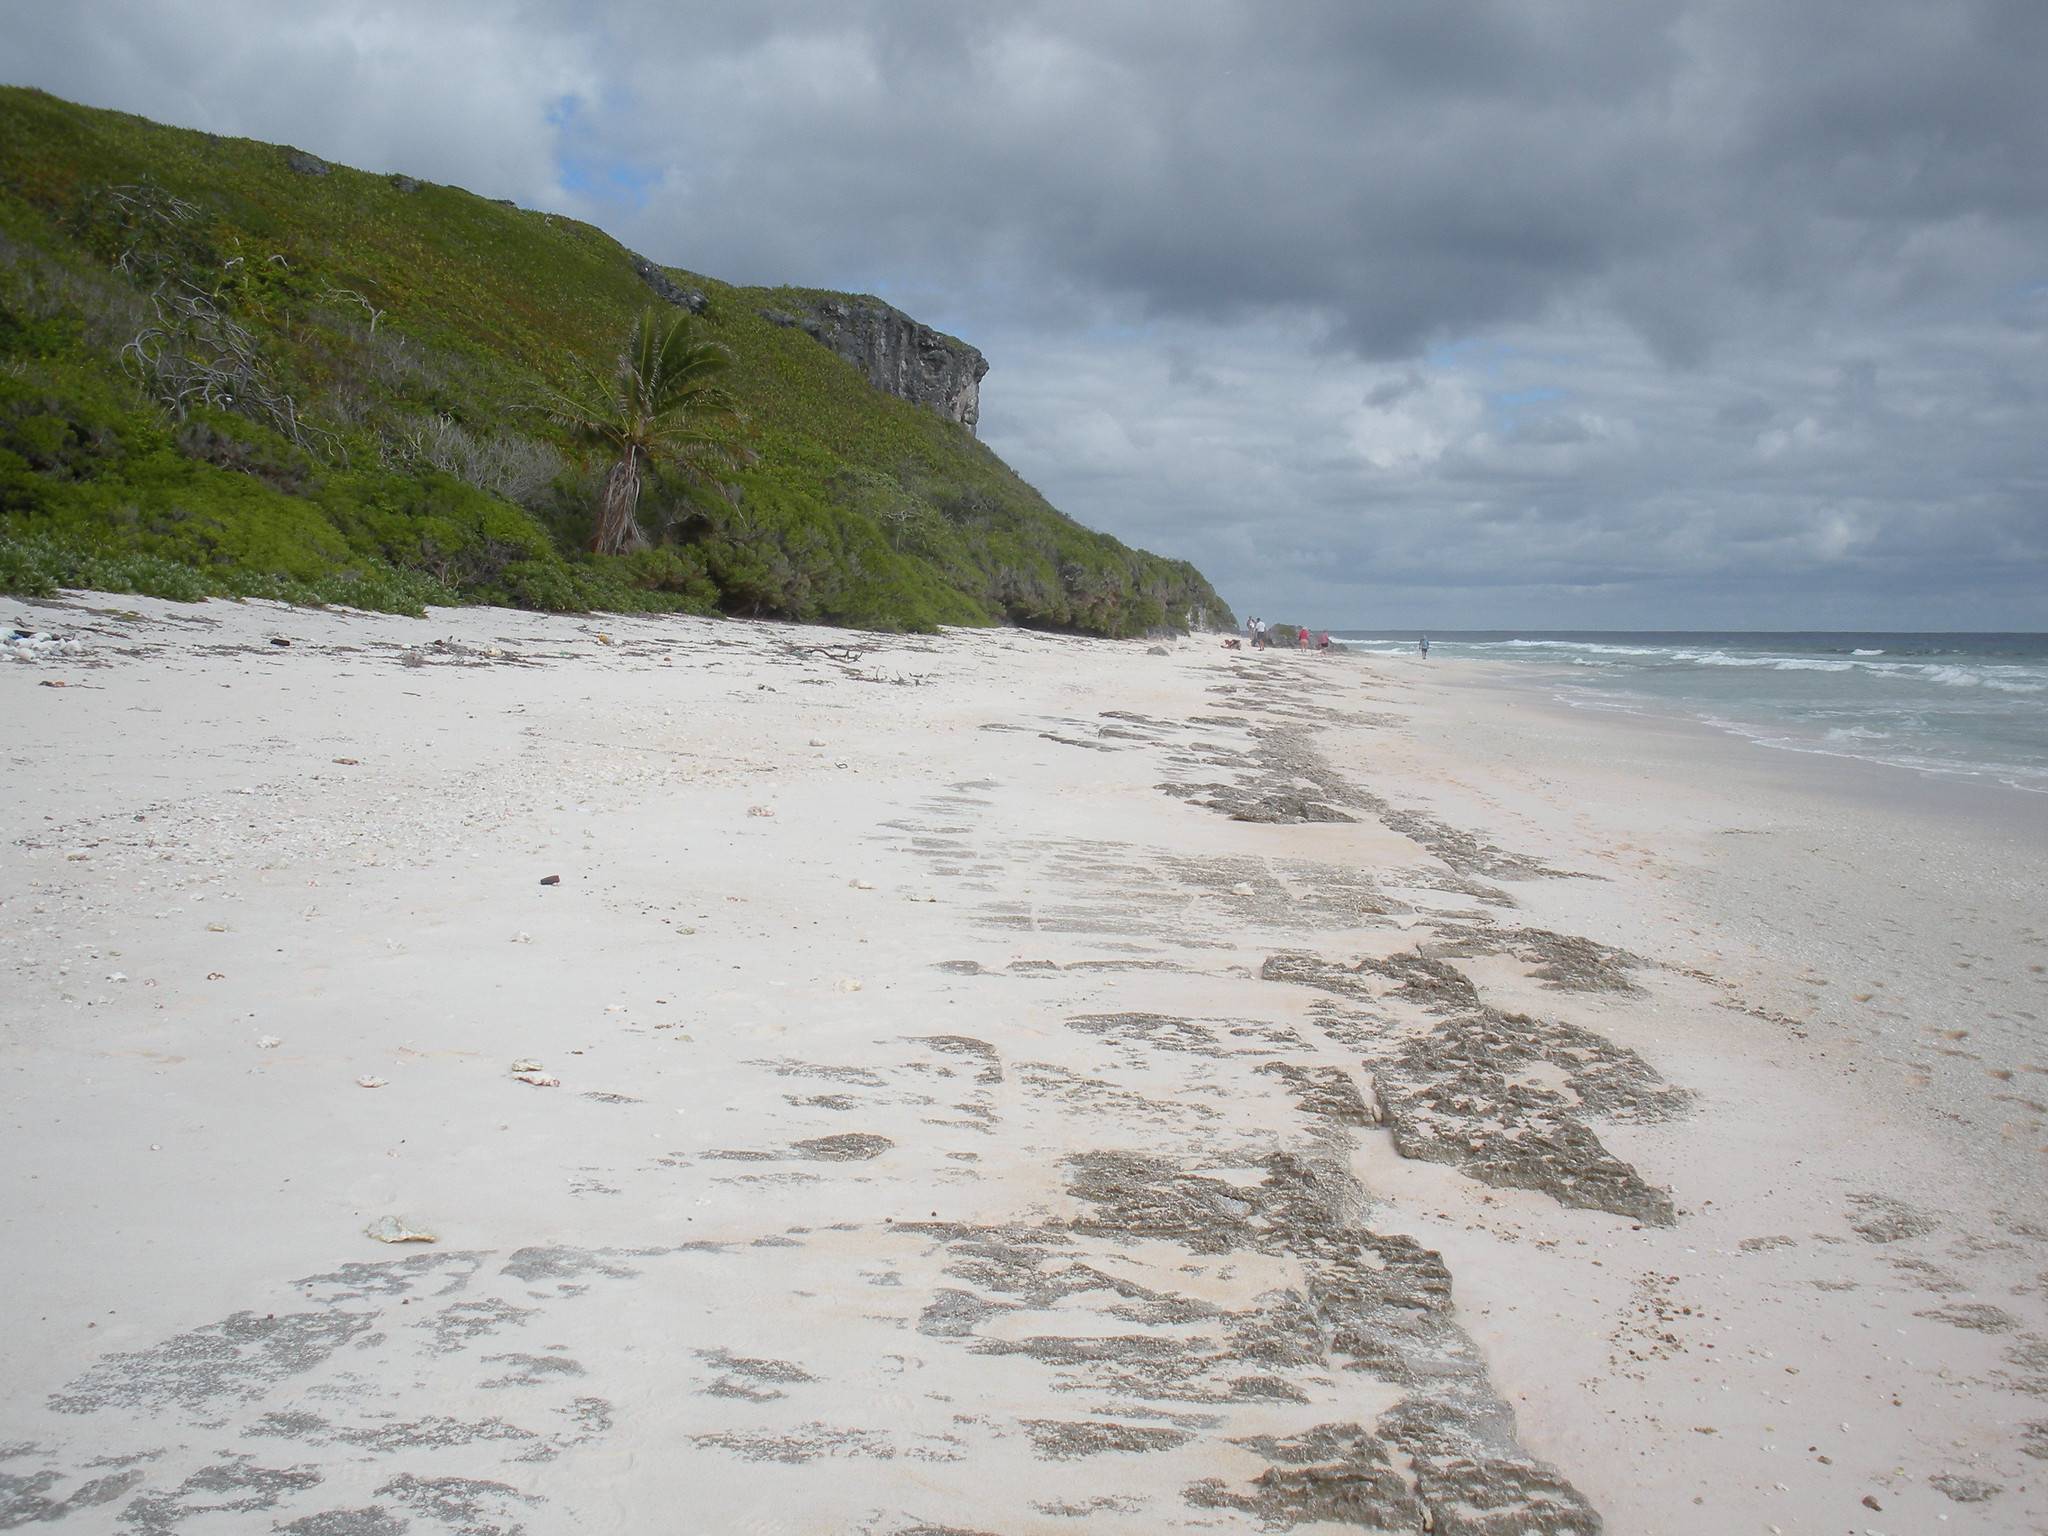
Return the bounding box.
[1419,636,1429,660]
[1297,625,1309,650]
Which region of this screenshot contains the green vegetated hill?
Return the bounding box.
[0,88,1232,634]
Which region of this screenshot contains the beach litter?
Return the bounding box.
[5,627,86,662]
[256,1035,281,1049]
[356,1075,387,1088]
[513,1071,560,1087]
[364,1215,436,1244]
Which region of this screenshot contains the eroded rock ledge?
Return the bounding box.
[762,296,989,433]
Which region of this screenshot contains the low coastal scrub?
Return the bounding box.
[0,88,1232,635]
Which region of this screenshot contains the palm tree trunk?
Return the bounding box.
[594,451,646,555]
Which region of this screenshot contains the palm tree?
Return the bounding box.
[548,307,750,555]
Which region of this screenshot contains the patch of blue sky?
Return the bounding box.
[1424,337,1515,374]
[1484,384,1565,429]
[548,93,662,211]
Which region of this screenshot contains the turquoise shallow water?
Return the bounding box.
[1334,631,2048,795]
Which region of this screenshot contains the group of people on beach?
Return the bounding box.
[1230,617,1329,652]
[1222,621,1431,659]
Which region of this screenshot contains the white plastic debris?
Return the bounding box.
[3,628,86,663]
[365,1215,436,1244]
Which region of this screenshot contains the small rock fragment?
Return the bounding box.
[257,1035,282,1049]
[269,637,291,647]
[809,737,828,747]
[365,1215,436,1244]
[747,805,775,818]
[511,1059,543,1073]
[540,874,561,886]
[849,878,874,890]
[332,757,360,766]
[513,1071,560,1088]
[1861,1495,1882,1511]
[356,1075,387,1088]
[1229,882,1256,896]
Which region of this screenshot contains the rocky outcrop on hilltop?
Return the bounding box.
[763,296,989,433]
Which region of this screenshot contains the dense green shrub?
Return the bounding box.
[0,86,1234,635]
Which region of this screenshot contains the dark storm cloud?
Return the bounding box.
[9,0,2046,625]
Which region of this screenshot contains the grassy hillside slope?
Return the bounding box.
[0,88,1232,634]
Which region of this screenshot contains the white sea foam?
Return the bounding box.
[1448,636,2048,795]
[1495,639,1671,657]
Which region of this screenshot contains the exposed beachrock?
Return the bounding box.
[1424,923,1645,994]
[1930,1471,2003,1502]
[761,295,988,433]
[890,1148,1604,1532]
[1263,951,1687,1224]
[1846,1193,1939,1243]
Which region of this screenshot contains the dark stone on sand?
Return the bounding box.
[539,874,560,886]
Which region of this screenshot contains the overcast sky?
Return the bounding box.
[12,0,2046,628]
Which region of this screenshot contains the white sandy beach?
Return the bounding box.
[4,595,2045,1535]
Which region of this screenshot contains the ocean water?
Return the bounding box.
[1333,631,2048,795]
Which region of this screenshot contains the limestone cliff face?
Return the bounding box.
[763,297,989,434]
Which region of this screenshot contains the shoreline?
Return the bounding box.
[4,594,2042,1533]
